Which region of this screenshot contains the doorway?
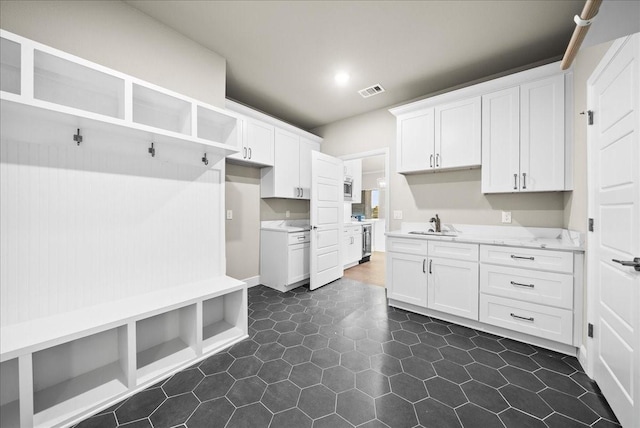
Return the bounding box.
[341,149,389,287]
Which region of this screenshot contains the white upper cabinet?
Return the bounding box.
[435,97,481,170]
[396,109,435,173]
[261,129,320,199]
[482,74,567,193]
[228,115,274,166]
[394,96,480,173]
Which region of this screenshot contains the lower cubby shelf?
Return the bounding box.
[32,327,128,428]
[0,277,247,428]
[136,304,198,385]
[202,289,247,354]
[0,358,20,428]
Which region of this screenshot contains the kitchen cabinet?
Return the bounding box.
[343,224,363,268]
[261,227,310,292]
[479,245,576,345]
[261,129,320,199]
[344,159,362,203]
[386,238,429,307]
[482,74,566,193]
[227,115,274,166]
[393,96,480,174]
[426,241,479,320]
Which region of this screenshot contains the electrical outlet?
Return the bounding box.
[226,210,233,220]
[501,211,512,223]
[285,210,290,218]
[393,210,403,220]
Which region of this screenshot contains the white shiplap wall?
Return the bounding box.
[0,139,223,327]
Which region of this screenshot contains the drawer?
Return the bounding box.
[480,265,573,309]
[344,225,362,235]
[428,241,478,262]
[480,295,573,345]
[288,231,310,245]
[387,237,429,256]
[480,245,573,274]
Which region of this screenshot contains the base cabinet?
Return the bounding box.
[427,257,479,320]
[386,252,428,307]
[343,225,363,268]
[261,229,311,292]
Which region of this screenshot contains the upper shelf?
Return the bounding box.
[0,30,240,163]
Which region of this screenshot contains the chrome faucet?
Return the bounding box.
[430,214,441,233]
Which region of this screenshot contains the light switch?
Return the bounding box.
[501,211,512,223]
[393,210,403,220]
[226,210,233,220]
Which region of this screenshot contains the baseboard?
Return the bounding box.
[242,275,261,288]
[579,344,591,377]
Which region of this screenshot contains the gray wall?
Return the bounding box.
[0,0,226,107]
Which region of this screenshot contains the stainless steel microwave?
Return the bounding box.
[344,177,353,200]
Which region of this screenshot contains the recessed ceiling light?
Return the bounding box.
[334,72,350,86]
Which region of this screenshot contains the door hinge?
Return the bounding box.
[588,323,594,338]
[588,110,594,125]
[588,218,594,232]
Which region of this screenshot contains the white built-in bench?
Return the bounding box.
[0,276,247,428]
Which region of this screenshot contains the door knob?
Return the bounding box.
[612,257,640,271]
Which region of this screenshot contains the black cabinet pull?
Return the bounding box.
[511,255,535,261]
[510,281,534,288]
[510,313,534,322]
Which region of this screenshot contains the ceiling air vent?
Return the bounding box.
[358,84,385,98]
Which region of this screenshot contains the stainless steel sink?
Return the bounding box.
[408,230,457,237]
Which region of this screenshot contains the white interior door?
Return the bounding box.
[588,33,640,428]
[310,151,344,290]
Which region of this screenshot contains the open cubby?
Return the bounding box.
[197,105,238,146]
[202,289,246,354]
[0,358,20,428]
[33,50,125,119]
[136,304,197,384]
[133,83,191,135]
[1,37,21,95]
[31,326,129,428]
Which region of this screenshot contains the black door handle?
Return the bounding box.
[612,258,640,271]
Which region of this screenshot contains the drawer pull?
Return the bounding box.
[298,236,305,241]
[510,313,534,322]
[510,280,534,288]
[511,255,535,261]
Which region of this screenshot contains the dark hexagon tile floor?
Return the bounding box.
[76,279,621,428]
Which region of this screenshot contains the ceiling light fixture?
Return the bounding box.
[334,72,350,86]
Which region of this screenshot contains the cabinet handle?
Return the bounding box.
[436,154,440,167]
[429,259,433,274]
[510,313,534,322]
[430,154,434,168]
[511,255,535,261]
[514,173,518,190]
[522,172,527,189]
[423,259,426,273]
[510,280,534,288]
[248,147,252,159]
[243,147,247,159]
[298,236,305,241]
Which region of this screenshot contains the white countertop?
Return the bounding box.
[261,220,310,232]
[386,223,584,252]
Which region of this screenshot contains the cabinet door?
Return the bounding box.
[386,252,428,307]
[344,159,362,203]
[397,109,435,173]
[298,137,316,199]
[481,87,520,193]
[288,243,310,284]
[427,257,479,320]
[273,128,300,198]
[353,231,363,263]
[520,74,565,192]
[435,97,481,169]
[245,118,274,166]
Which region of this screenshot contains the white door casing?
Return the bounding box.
[587,33,640,428]
[310,151,344,290]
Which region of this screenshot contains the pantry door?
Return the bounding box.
[588,33,640,428]
[310,151,344,290]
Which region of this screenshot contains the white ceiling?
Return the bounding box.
[126,0,584,131]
